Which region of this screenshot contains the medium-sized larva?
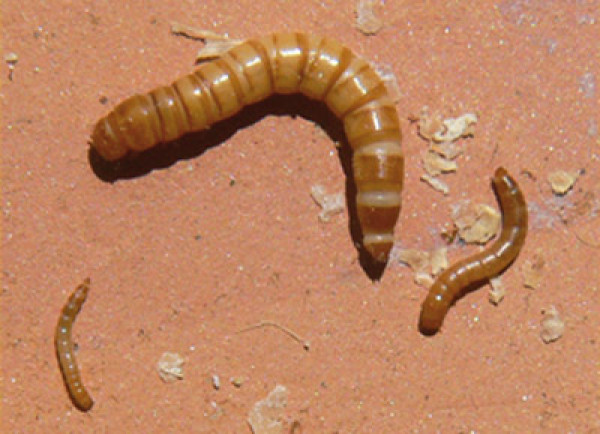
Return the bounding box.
[90,32,404,263]
[419,167,528,335]
[55,278,94,411]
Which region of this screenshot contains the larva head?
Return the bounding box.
[418,291,451,336]
[90,94,161,161]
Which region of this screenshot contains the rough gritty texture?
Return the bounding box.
[2,1,599,432]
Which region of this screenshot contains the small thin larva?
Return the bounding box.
[419,167,528,336]
[55,278,94,411]
[91,32,404,263]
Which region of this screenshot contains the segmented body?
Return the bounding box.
[55,278,94,411]
[91,32,404,262]
[419,167,528,335]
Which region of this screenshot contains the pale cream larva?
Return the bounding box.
[55,278,94,411]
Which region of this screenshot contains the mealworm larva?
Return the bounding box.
[55,278,94,411]
[91,32,404,263]
[419,167,528,336]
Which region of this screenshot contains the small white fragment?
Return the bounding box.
[355,0,383,35]
[420,174,450,195]
[310,184,345,222]
[548,170,580,195]
[488,276,505,305]
[540,306,565,344]
[212,374,221,390]
[157,352,185,383]
[248,384,289,434]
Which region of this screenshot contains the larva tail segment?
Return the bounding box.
[418,167,528,336]
[55,278,94,411]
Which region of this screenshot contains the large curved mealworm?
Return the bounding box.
[90,32,404,263]
[419,167,528,336]
[55,278,94,411]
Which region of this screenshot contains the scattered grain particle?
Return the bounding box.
[355,0,383,35]
[522,253,545,289]
[212,374,221,390]
[420,173,450,195]
[396,248,431,273]
[4,52,18,65]
[417,109,445,141]
[432,113,478,143]
[310,184,345,222]
[430,247,448,276]
[431,141,464,159]
[540,306,565,344]
[423,149,458,176]
[414,271,434,287]
[488,276,505,305]
[5,52,18,81]
[248,384,289,434]
[231,376,245,388]
[440,223,458,244]
[452,202,501,244]
[548,170,580,195]
[157,352,185,383]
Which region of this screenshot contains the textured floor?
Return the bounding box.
[2,1,599,432]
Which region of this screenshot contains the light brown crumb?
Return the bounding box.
[432,113,478,143]
[157,352,185,383]
[423,150,458,176]
[540,306,565,344]
[452,201,501,244]
[488,276,505,305]
[396,247,448,286]
[355,0,383,35]
[420,173,450,195]
[548,170,580,195]
[248,384,289,434]
[522,252,545,289]
[310,185,345,222]
[417,109,445,141]
[417,109,477,143]
[430,247,448,276]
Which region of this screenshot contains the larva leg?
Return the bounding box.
[55,278,94,411]
[419,167,528,336]
[90,32,404,264]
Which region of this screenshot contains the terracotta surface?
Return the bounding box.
[2,1,599,432]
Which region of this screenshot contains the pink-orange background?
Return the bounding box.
[2,1,599,432]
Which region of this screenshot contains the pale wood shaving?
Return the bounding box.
[488,276,505,305]
[420,173,450,195]
[548,170,580,195]
[157,352,185,383]
[248,385,289,434]
[452,201,501,244]
[355,0,384,35]
[310,184,345,222]
[540,306,565,344]
[522,252,545,289]
[423,150,458,176]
